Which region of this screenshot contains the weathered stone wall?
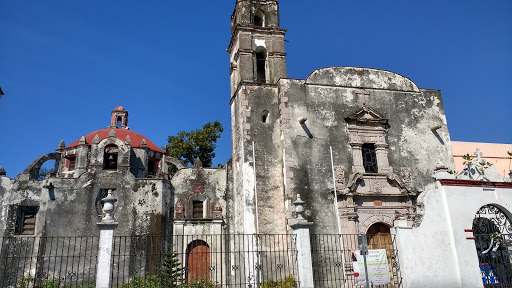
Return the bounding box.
[171,166,227,222]
[278,67,455,234]
[230,84,288,235]
[0,169,170,238]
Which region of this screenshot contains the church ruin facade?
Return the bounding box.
[1,1,511,287]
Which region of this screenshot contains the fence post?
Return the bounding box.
[95,190,118,288]
[289,194,314,288]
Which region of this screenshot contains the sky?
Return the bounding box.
[0,1,511,178]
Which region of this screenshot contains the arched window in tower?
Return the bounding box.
[262,110,269,123]
[103,144,119,170]
[255,49,267,84]
[116,117,122,128]
[253,10,264,27]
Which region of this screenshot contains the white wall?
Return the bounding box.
[393,182,512,288]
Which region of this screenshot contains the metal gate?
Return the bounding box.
[474,204,512,287]
[311,234,402,288]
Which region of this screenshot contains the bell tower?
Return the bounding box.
[228,0,287,94]
[110,106,128,129]
[228,0,288,235]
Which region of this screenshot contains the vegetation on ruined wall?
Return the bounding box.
[165,121,223,174]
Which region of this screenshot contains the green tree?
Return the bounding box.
[160,249,185,287]
[166,121,223,169]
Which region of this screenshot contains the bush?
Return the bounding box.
[260,275,297,288]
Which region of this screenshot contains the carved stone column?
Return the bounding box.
[375,143,391,173]
[350,143,365,173]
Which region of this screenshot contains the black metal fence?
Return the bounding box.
[0,233,406,288]
[311,234,402,288]
[111,234,299,287]
[474,233,512,288]
[0,236,98,287]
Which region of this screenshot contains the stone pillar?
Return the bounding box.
[96,190,118,288]
[289,194,314,288]
[75,137,89,178]
[374,143,391,173]
[350,143,365,173]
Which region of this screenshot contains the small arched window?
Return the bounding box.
[103,144,119,170]
[255,49,267,84]
[116,117,122,128]
[262,110,269,123]
[253,10,264,27]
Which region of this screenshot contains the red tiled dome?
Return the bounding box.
[114,106,125,111]
[67,128,162,153]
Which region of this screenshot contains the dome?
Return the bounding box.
[67,128,162,153]
[114,106,125,111]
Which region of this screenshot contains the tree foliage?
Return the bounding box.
[166,121,223,168]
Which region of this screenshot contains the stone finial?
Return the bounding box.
[194,158,203,169]
[124,135,131,145]
[79,136,87,145]
[213,202,223,219]
[432,160,455,180]
[289,193,313,229]
[92,134,100,145]
[175,200,184,219]
[101,189,117,222]
[140,138,147,148]
[108,129,116,138]
[0,166,6,176]
[293,194,306,220]
[58,140,65,150]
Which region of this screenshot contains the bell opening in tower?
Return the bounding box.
[256,50,266,84]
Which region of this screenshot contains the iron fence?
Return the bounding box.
[310,234,402,288]
[0,236,98,287]
[0,233,408,287]
[109,234,299,287]
[474,233,512,288]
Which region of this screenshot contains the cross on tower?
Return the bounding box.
[355,89,369,106]
[473,149,483,162]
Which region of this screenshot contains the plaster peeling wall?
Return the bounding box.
[394,184,512,288]
[254,39,266,48]
[278,67,454,234]
[0,168,170,238]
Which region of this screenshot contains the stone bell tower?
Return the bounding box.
[228,0,289,234]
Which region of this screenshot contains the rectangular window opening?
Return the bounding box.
[362,143,378,173]
[192,201,204,219]
[67,156,76,171]
[15,206,39,235]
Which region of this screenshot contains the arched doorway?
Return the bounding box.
[473,204,512,286]
[366,223,397,287]
[186,240,210,284]
[367,223,392,250]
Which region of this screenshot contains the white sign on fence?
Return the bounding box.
[353,249,391,286]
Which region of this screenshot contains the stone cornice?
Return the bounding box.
[439,179,512,188]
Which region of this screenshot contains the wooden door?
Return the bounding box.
[367,223,392,250]
[366,223,397,287]
[186,241,210,283]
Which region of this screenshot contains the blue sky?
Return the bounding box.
[1,1,511,177]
